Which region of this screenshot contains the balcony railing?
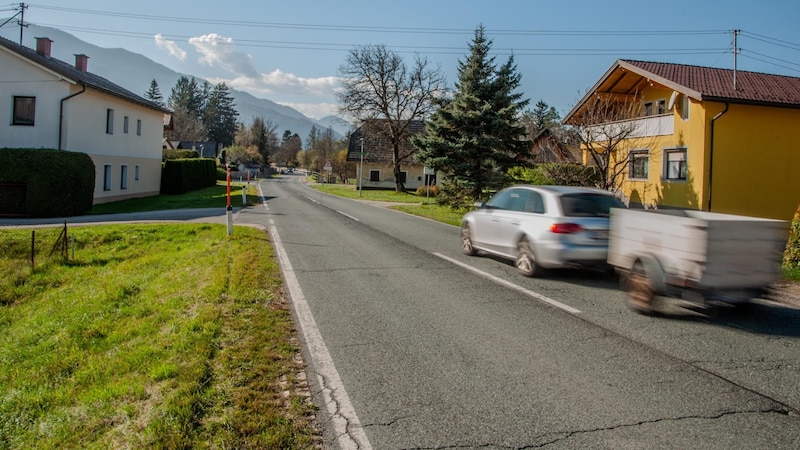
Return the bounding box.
[585,113,674,139]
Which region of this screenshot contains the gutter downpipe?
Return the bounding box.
[707,101,729,212]
[58,83,87,150]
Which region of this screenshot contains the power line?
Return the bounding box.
[28,4,729,37]
[40,23,731,58]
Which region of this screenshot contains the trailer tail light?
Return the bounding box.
[550,223,583,234]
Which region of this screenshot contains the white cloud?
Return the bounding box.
[188,34,259,79]
[154,34,186,61]
[223,69,340,98]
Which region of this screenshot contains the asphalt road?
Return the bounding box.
[233,175,800,449]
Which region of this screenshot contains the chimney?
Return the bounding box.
[35,37,53,57]
[75,54,89,72]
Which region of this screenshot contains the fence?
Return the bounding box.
[0,221,73,272]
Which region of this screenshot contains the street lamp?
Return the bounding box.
[359,137,365,197]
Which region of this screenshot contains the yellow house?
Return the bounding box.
[564,59,800,220]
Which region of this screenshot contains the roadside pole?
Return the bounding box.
[226,164,233,236]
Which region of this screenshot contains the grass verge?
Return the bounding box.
[0,224,318,448]
[89,181,260,215]
[309,183,469,226]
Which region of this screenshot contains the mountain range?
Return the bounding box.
[0,23,350,140]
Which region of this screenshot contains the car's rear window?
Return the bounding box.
[559,194,625,217]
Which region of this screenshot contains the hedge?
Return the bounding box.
[0,148,95,217]
[161,158,217,194]
[783,204,800,270]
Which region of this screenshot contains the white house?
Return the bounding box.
[0,35,171,204]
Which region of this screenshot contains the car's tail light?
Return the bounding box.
[550,223,583,234]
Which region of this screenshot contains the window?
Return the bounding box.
[629,150,649,180]
[486,189,514,210]
[123,116,129,134]
[369,170,380,182]
[120,165,128,190]
[524,191,545,214]
[399,171,408,183]
[12,96,36,125]
[103,165,112,191]
[136,119,142,136]
[134,165,140,181]
[643,101,653,116]
[664,148,687,181]
[424,174,436,186]
[656,99,666,114]
[106,109,114,134]
[680,95,690,120]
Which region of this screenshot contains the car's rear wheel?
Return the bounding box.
[516,238,542,277]
[461,224,477,256]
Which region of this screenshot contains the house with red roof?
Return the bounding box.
[0,35,171,204]
[564,59,800,220]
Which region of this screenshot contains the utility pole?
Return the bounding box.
[733,29,741,91]
[17,3,28,45]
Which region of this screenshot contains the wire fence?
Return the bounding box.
[0,221,74,272]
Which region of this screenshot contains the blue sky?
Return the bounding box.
[4,1,799,120]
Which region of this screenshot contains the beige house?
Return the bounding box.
[346,120,432,190]
[0,36,171,204]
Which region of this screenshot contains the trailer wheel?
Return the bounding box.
[625,263,655,315]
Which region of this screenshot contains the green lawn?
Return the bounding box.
[89,181,259,215]
[309,183,470,226]
[0,224,318,448]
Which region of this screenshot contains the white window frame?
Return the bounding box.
[123,116,129,134]
[629,149,649,180]
[136,119,142,136]
[656,99,666,115]
[103,164,112,191]
[120,165,128,190]
[106,109,114,134]
[663,147,688,181]
[134,165,140,181]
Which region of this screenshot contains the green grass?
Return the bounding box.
[89,181,259,215]
[310,183,421,203]
[310,183,471,226]
[0,224,318,448]
[783,266,800,282]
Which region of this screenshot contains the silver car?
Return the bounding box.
[461,185,625,277]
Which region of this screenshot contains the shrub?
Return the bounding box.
[161,158,217,194]
[509,163,600,187]
[783,204,800,270]
[163,149,199,160]
[415,185,440,197]
[0,148,95,217]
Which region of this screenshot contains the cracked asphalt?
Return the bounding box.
[250,176,800,449]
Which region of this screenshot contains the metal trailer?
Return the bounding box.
[607,208,787,314]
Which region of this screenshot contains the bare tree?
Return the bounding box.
[337,44,446,192]
[568,95,645,191]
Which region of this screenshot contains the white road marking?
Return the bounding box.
[269,224,372,450]
[432,252,583,315]
[335,210,360,222]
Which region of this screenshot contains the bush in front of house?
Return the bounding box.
[509,163,601,187]
[415,185,440,197]
[161,158,217,194]
[783,204,800,272]
[0,148,95,217]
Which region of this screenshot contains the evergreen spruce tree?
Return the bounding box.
[204,83,239,147]
[144,79,164,107]
[414,26,531,205]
